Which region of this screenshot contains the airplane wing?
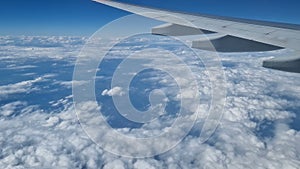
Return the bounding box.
[93,0,300,73]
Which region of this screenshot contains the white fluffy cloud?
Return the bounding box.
[0,36,86,61]
[102,87,125,96]
[0,77,43,98]
[0,101,27,117]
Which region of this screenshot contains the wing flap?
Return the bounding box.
[263,53,300,73]
[192,35,283,52]
[152,23,214,36]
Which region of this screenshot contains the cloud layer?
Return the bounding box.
[0,36,299,168]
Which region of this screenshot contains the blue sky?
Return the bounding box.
[0,0,299,36]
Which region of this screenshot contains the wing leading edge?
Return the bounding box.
[93,0,300,73]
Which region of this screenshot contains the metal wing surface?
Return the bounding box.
[94,0,300,73]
